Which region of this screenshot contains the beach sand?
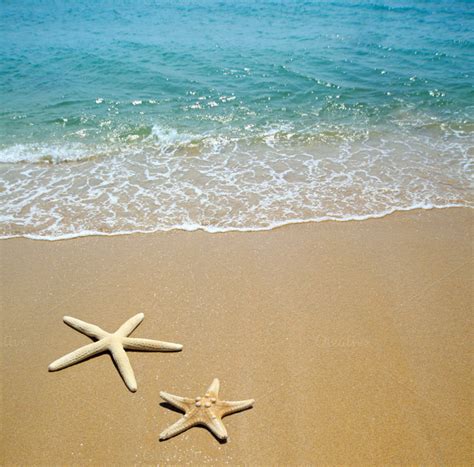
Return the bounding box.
[0,207,472,465]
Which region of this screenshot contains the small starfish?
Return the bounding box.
[159,378,255,441]
[48,313,183,392]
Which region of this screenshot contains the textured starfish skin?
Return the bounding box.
[48,313,183,392]
[159,378,255,441]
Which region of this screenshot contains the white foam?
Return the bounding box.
[0,143,102,164]
[0,125,472,241]
[0,204,470,241]
[150,124,198,148]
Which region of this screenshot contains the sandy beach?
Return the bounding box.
[0,207,472,465]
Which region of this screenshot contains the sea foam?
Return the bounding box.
[0,125,472,240]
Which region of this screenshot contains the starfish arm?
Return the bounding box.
[63,316,108,340]
[122,337,183,352]
[116,312,144,337]
[109,342,137,392]
[219,399,255,417]
[160,391,194,412]
[205,415,228,440]
[206,378,220,399]
[48,340,107,371]
[160,416,196,441]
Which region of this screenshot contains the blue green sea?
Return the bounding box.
[0,0,472,239]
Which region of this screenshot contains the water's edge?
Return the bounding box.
[1,204,470,241]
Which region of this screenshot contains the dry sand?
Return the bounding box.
[0,207,472,465]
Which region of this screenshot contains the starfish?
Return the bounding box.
[48,313,183,392]
[159,378,255,441]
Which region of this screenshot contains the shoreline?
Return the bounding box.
[1,204,471,241]
[1,207,472,464]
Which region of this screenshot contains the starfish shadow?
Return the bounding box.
[160,401,182,414]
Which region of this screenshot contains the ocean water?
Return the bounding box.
[1,0,473,239]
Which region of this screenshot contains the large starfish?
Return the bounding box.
[159,378,255,441]
[48,313,183,392]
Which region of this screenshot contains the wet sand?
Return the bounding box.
[0,208,472,465]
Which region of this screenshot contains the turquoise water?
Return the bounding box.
[0,1,473,238]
